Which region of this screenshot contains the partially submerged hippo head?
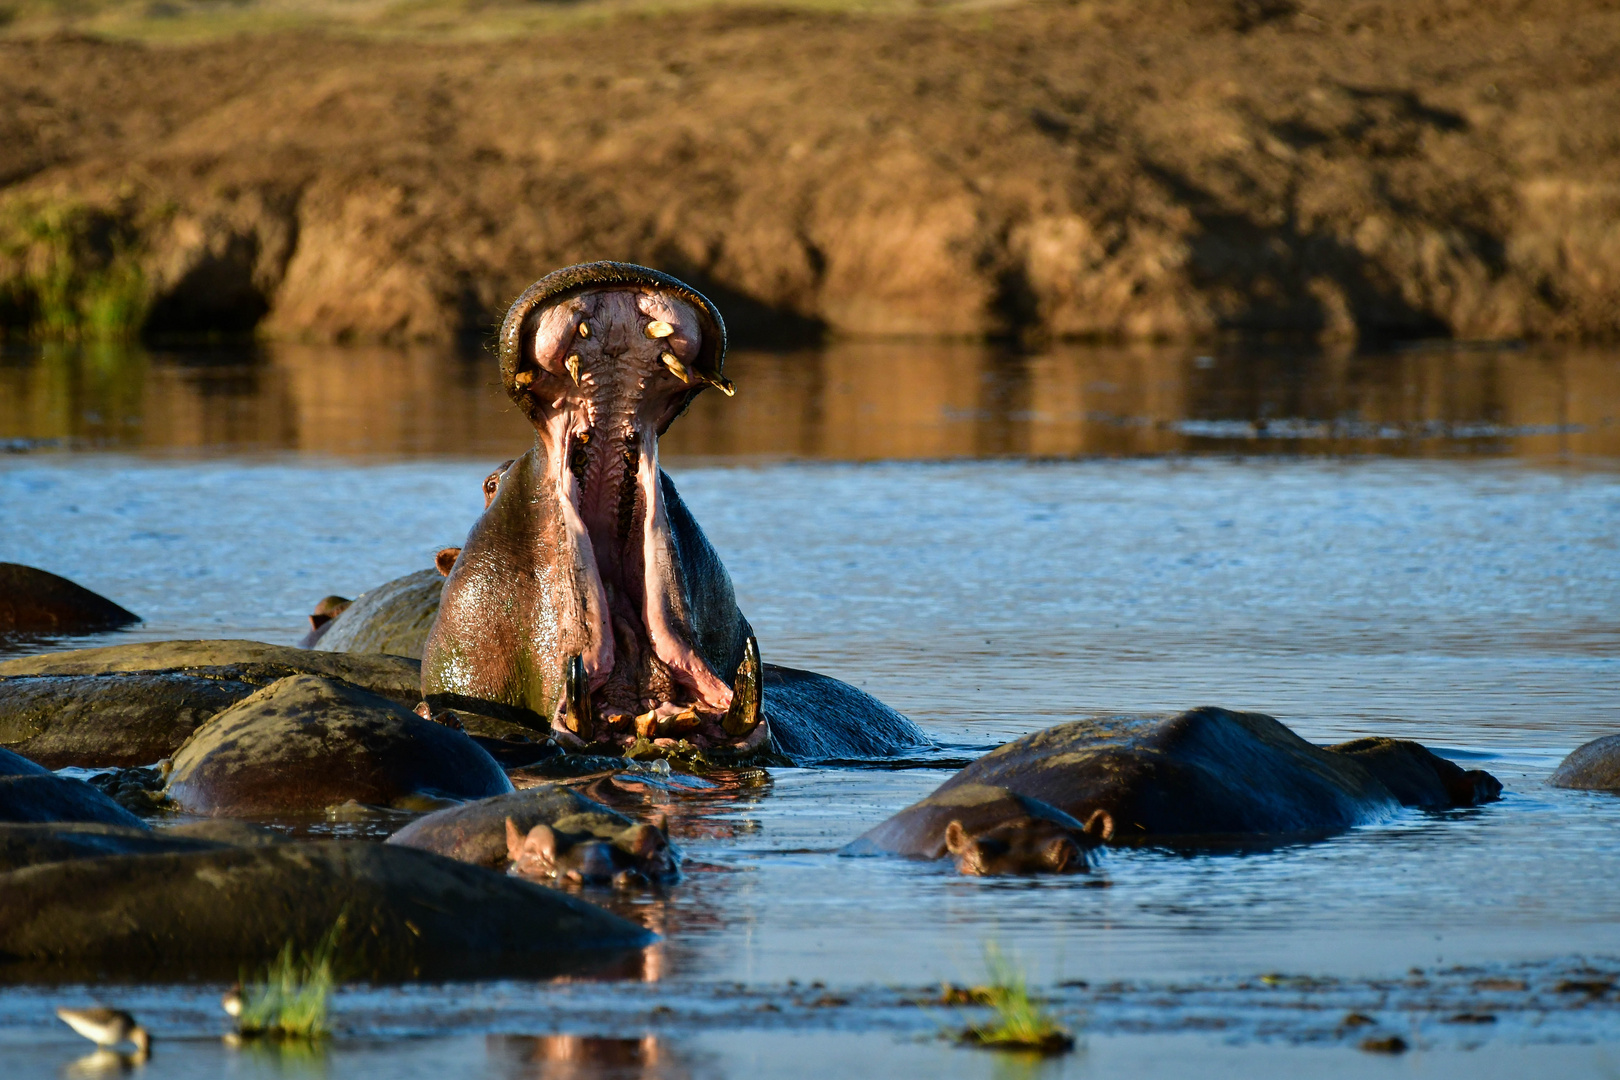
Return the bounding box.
[505,811,677,888]
[423,263,763,753]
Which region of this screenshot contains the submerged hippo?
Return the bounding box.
[421,263,927,762]
[848,708,1502,872]
[387,785,678,888]
[164,674,512,816]
[1550,735,1620,792]
[0,747,147,829]
[0,564,138,635]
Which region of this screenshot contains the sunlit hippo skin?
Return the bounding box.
[849,708,1502,870]
[844,782,1106,875]
[0,563,138,636]
[388,785,678,889]
[422,263,929,762]
[1550,735,1620,792]
[163,674,512,816]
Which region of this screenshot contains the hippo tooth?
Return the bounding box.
[577,322,590,339]
[565,654,594,741]
[707,374,736,397]
[660,351,690,382]
[644,320,675,339]
[513,369,534,389]
[566,353,581,384]
[721,635,763,739]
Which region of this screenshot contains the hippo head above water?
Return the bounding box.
[422,263,764,753]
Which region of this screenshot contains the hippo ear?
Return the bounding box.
[435,548,461,577]
[944,820,969,856]
[505,817,524,860]
[650,811,669,836]
[1083,810,1115,842]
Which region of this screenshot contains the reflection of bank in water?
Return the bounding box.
[488,1033,698,1080]
[1,342,1616,460]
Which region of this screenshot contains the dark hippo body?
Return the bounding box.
[1550,735,1620,791]
[0,822,228,873]
[0,563,138,635]
[0,840,650,982]
[0,640,422,768]
[851,708,1502,868]
[164,673,512,816]
[388,785,678,886]
[0,747,146,828]
[419,262,927,763]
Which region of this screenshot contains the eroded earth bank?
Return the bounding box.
[2,0,1619,345]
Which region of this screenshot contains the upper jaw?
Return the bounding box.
[490,269,756,752]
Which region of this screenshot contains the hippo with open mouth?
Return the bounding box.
[422,263,927,761]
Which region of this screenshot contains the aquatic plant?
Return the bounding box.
[236,917,345,1040]
[954,944,1075,1055]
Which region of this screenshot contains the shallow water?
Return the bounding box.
[1,342,1618,1075]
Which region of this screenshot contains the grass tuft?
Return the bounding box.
[236,917,345,1040]
[953,943,1075,1055]
[0,198,150,341]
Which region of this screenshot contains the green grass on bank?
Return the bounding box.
[0,198,153,342]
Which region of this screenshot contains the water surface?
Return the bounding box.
[1,342,1617,1076]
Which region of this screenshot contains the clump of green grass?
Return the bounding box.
[236,918,346,1040]
[954,944,1075,1055]
[0,197,150,341]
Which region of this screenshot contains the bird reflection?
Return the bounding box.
[488,1034,691,1080]
[62,1048,146,1076]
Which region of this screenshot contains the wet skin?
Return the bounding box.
[422,263,926,760]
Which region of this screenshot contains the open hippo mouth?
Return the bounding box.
[423,263,763,754]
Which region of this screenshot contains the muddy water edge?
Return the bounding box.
[1,342,1618,1077]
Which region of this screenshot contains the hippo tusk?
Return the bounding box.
[563,653,594,741]
[566,353,582,385]
[705,374,736,397]
[721,635,763,739]
[644,320,674,339]
[661,351,690,383]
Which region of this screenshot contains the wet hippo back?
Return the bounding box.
[1550,734,1620,791]
[165,673,512,816]
[934,708,1402,844]
[313,569,445,658]
[0,563,138,635]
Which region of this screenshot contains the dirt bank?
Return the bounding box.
[2,0,1618,343]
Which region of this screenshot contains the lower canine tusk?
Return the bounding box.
[661,351,690,382]
[566,353,582,384]
[721,635,763,739]
[564,654,594,741]
[707,375,736,397]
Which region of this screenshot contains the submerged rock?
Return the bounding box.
[0,840,652,981]
[311,568,444,658]
[0,563,138,635]
[164,673,512,816]
[850,708,1503,868]
[1550,735,1620,792]
[0,747,148,829]
[387,785,679,886]
[0,640,422,768]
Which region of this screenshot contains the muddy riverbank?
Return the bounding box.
[2,0,1618,344]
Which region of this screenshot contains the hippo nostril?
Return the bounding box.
[579,841,617,881]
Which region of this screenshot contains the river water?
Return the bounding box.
[1,341,1617,1077]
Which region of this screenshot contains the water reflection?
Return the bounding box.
[2,341,1615,460]
[488,1034,694,1080]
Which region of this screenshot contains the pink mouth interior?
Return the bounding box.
[520,288,738,749]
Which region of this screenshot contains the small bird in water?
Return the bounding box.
[55,1007,151,1055]
[221,984,244,1018]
